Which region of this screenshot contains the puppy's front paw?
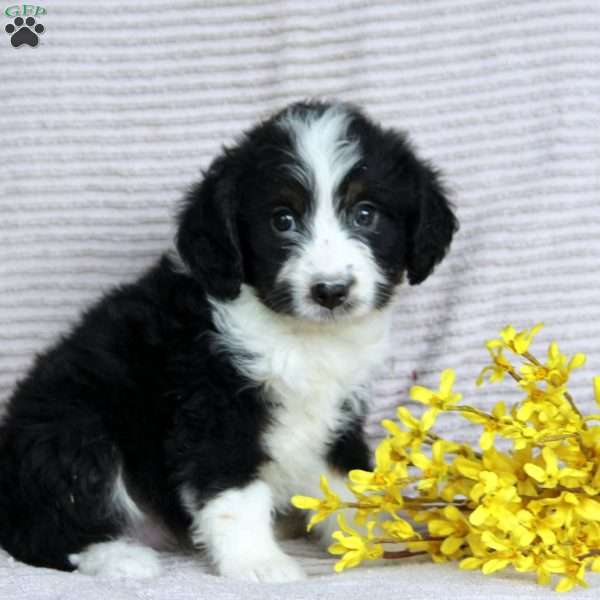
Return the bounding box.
[219,551,306,583]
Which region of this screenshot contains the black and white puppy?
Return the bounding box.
[0,101,457,582]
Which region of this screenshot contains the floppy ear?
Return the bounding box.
[406,165,458,285]
[176,153,243,300]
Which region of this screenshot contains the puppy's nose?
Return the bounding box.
[310,281,352,310]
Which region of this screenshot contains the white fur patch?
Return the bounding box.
[210,286,392,509]
[111,468,177,551]
[69,539,161,578]
[184,480,305,583]
[166,246,192,276]
[280,104,360,200]
[278,104,385,320]
[278,209,384,321]
[112,469,144,523]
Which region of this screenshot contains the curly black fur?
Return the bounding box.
[0,101,457,571]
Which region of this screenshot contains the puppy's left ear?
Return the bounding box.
[176,153,243,300]
[406,164,458,285]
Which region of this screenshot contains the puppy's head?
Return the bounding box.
[177,101,457,322]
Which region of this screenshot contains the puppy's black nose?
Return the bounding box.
[310,281,351,310]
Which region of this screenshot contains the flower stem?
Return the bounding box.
[382,550,428,560]
[372,536,445,545]
[522,351,541,366]
[504,363,523,384]
[536,433,580,443]
[449,405,492,419]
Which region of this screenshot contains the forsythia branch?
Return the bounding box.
[291,324,600,593]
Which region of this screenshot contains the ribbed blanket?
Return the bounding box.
[1,1,599,597]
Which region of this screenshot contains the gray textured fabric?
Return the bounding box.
[2,539,599,600]
[1,0,600,597]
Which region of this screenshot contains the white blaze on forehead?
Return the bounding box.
[277,106,384,320]
[279,105,361,203]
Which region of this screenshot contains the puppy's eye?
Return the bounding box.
[271,208,297,233]
[352,202,377,229]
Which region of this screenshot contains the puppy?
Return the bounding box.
[0,101,457,582]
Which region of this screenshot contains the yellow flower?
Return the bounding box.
[428,505,471,556]
[552,560,589,593]
[291,475,344,531]
[459,535,534,576]
[453,452,517,500]
[520,343,586,392]
[439,474,475,503]
[514,508,559,546]
[410,440,450,492]
[408,538,449,563]
[292,323,600,593]
[469,484,521,531]
[461,402,522,451]
[349,439,407,495]
[328,514,383,572]
[382,405,437,451]
[523,447,588,490]
[487,323,544,355]
[477,347,513,386]
[594,376,600,409]
[575,496,600,521]
[580,425,600,458]
[546,343,586,388]
[352,491,404,524]
[473,471,517,505]
[478,531,535,571]
[480,447,538,497]
[529,491,600,531]
[381,517,417,541]
[459,556,484,571]
[410,369,462,418]
[515,387,563,424]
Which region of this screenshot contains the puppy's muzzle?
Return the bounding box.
[310,278,355,310]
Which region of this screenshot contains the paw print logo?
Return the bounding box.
[5,16,45,47]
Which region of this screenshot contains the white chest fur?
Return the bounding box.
[210,286,392,509]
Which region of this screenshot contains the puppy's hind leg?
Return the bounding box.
[0,416,156,576]
[68,470,162,579]
[183,479,306,583]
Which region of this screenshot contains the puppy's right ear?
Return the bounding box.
[176,153,243,300]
